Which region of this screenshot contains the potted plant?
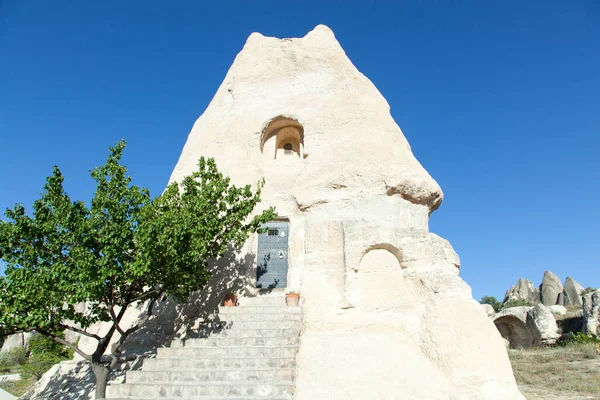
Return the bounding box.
[223,292,238,307]
[285,291,300,306]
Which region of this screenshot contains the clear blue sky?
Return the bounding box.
[1,1,598,300]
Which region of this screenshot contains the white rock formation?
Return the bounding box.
[526,304,560,345]
[548,305,567,316]
[503,278,539,304]
[562,276,585,307]
[583,289,600,335]
[0,332,31,353]
[540,270,563,306]
[492,307,535,349]
[168,25,524,400]
[481,303,496,316]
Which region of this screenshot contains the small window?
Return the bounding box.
[268,228,279,236]
[283,143,293,155]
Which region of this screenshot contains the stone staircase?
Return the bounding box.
[106,295,302,399]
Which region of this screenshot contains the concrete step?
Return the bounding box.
[157,346,298,359]
[218,306,300,315]
[184,336,299,347]
[217,313,302,322]
[106,381,294,398]
[143,357,296,371]
[126,368,294,383]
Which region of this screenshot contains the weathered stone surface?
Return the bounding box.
[540,270,563,306]
[0,332,34,353]
[503,278,539,304]
[582,289,600,335]
[562,276,585,307]
[166,25,525,400]
[492,307,535,349]
[548,305,567,316]
[481,303,496,316]
[526,304,560,345]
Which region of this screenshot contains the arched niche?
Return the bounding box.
[493,316,535,349]
[356,248,404,309]
[260,116,304,159]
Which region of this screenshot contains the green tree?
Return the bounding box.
[0,141,275,398]
[480,296,502,312]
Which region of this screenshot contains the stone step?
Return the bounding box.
[143,357,296,371]
[157,346,298,359]
[216,321,302,330]
[108,398,290,400]
[106,381,294,398]
[184,336,299,347]
[126,368,294,383]
[215,328,302,338]
[218,306,300,314]
[237,296,287,306]
[217,313,302,322]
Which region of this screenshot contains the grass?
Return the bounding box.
[0,376,36,397]
[509,343,600,399]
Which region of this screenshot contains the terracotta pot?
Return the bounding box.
[286,293,300,306]
[223,293,238,307]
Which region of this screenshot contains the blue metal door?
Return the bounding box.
[256,221,289,289]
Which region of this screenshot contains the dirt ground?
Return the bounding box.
[509,343,600,400]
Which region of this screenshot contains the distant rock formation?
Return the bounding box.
[489,272,596,349]
[563,277,585,307]
[503,278,539,304]
[502,271,589,309]
[583,289,600,335]
[491,304,560,349]
[540,271,563,306]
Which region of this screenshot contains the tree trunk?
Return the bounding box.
[92,362,109,399]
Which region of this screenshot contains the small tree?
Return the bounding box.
[480,296,502,312]
[0,141,275,398]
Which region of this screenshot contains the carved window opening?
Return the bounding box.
[268,228,279,236]
[260,116,304,160]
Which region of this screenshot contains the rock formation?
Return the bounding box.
[165,25,524,400]
[526,304,560,345]
[503,278,539,304]
[481,303,496,316]
[492,305,560,348]
[583,289,600,335]
[562,276,585,307]
[540,270,563,306]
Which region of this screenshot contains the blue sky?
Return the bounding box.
[1,1,598,300]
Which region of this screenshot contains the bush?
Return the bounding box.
[0,347,28,373]
[582,287,597,295]
[20,334,73,380]
[570,332,599,345]
[502,299,535,309]
[480,296,502,312]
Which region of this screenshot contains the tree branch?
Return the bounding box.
[36,328,92,361]
[59,324,101,341]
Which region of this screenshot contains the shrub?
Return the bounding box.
[21,334,73,380]
[0,347,28,373]
[582,287,597,295]
[480,296,502,312]
[570,332,599,345]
